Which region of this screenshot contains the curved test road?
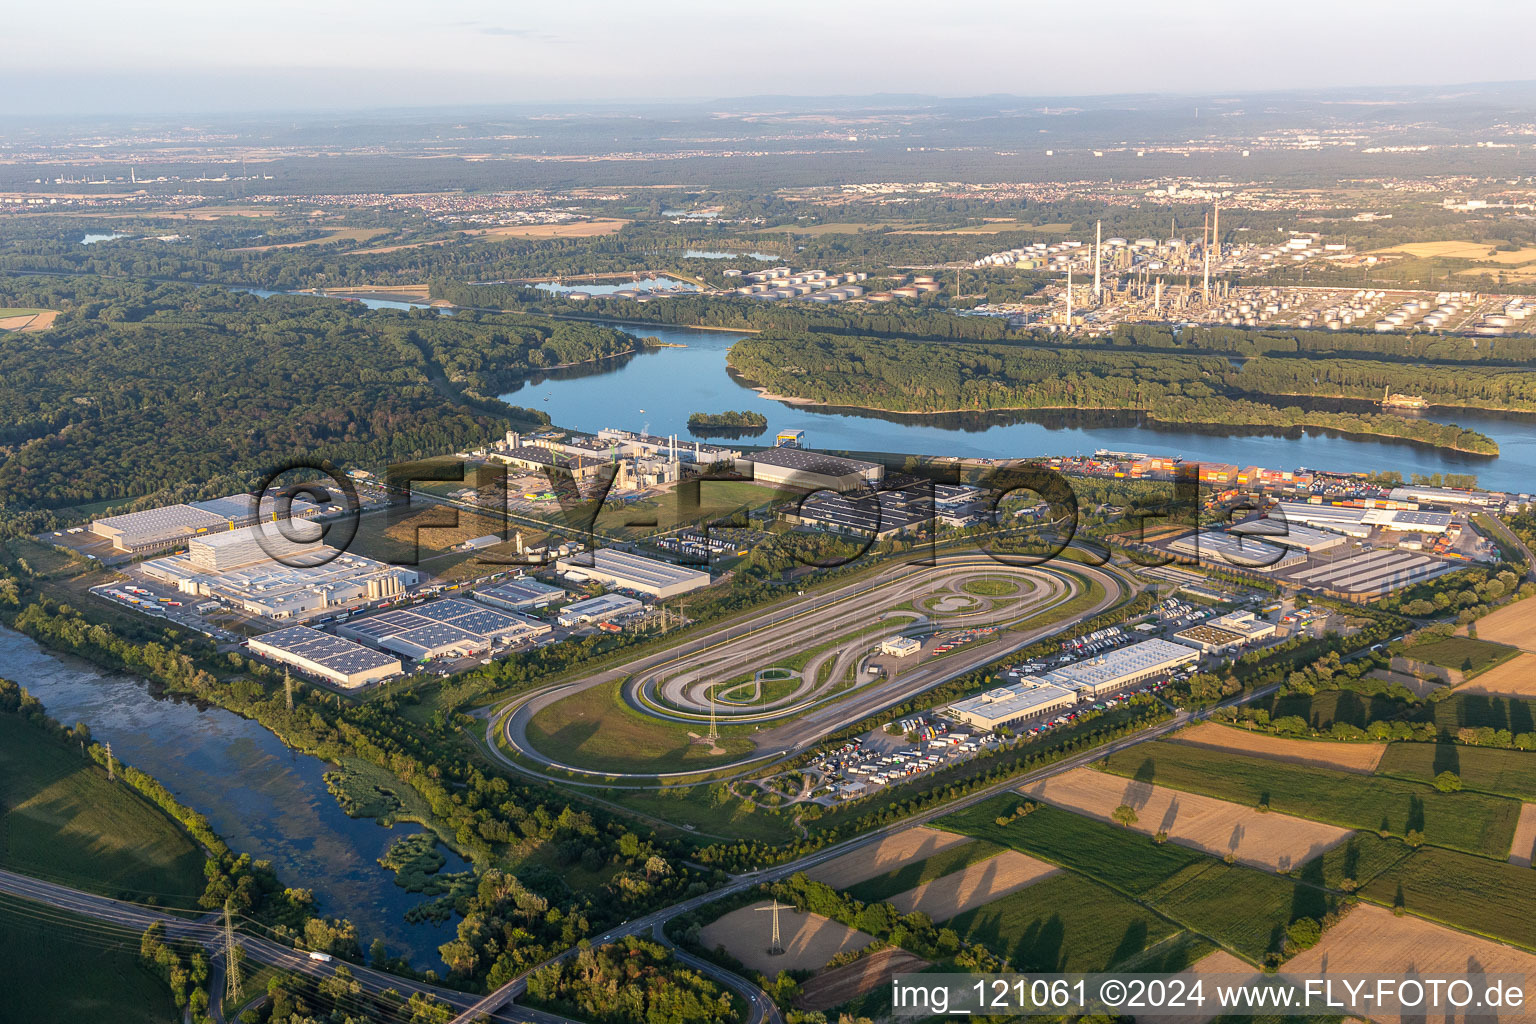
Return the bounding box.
[487,552,1130,783]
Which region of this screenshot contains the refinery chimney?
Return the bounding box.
[1093,221,1102,299]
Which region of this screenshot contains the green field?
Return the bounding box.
[1377,742,1536,801]
[1362,846,1536,949]
[844,839,1007,905]
[0,898,179,1024]
[947,872,1182,972]
[961,577,1021,597]
[1141,860,1326,962]
[1402,636,1519,676]
[939,799,1208,895]
[1432,693,1536,734]
[524,678,760,775]
[594,783,789,844]
[1098,741,1521,857]
[1293,832,1413,891]
[0,717,207,904]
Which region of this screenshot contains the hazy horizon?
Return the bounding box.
[8,0,1536,117]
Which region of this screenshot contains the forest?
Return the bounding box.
[0,276,634,527]
[724,332,1501,455]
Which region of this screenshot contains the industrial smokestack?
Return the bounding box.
[1093,220,1102,299]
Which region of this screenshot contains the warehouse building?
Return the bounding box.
[785,489,934,539]
[188,524,325,572]
[340,598,551,661]
[1270,502,1453,537]
[142,547,417,622]
[554,548,709,598]
[1166,530,1307,573]
[1286,549,1452,597]
[948,679,1078,731]
[91,493,324,555]
[557,593,644,626]
[1039,639,1199,698]
[1231,519,1348,553]
[736,447,884,491]
[473,577,567,611]
[248,626,402,688]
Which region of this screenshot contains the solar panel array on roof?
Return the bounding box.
[339,597,550,660]
[251,626,400,675]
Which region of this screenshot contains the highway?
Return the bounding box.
[484,552,1130,784]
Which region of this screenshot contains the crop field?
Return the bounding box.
[1431,692,1536,733]
[1097,741,1520,858]
[940,798,1209,896]
[524,678,757,775]
[1295,832,1412,891]
[948,871,1182,972]
[1170,721,1387,772]
[0,307,57,331]
[1402,635,1519,676]
[1020,767,1351,871]
[1509,804,1536,865]
[463,218,628,239]
[0,716,206,904]
[1456,652,1536,698]
[699,902,874,975]
[888,850,1059,922]
[1376,742,1536,802]
[1141,860,1326,963]
[0,898,178,1024]
[1465,598,1536,652]
[1286,903,1536,1024]
[1361,845,1536,949]
[1369,240,1496,259]
[842,838,1005,904]
[809,826,974,889]
[231,226,389,251]
[796,947,930,1012]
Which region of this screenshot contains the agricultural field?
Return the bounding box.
[347,506,547,580]
[887,850,1059,922]
[796,947,930,1013]
[1096,741,1521,858]
[808,826,974,890]
[1509,805,1536,866]
[1021,767,1351,871]
[1285,903,1536,1024]
[1361,845,1536,949]
[1170,721,1387,773]
[1143,859,1329,963]
[0,307,57,331]
[940,799,1208,896]
[230,226,389,251]
[0,716,206,904]
[1431,691,1536,733]
[1376,742,1536,802]
[698,902,873,975]
[1456,652,1536,698]
[523,678,757,775]
[463,218,628,239]
[1369,240,1497,259]
[1402,635,1519,676]
[947,872,1182,972]
[1466,598,1536,652]
[0,899,179,1024]
[1294,832,1412,891]
[842,838,1005,905]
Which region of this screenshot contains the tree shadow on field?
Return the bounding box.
[1122,757,1156,811]
[1291,857,1328,922]
[1107,919,1150,969]
[1011,913,1067,972]
[1406,795,1426,835]
[1432,740,1460,778]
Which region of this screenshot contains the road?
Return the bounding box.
[0,868,575,1024]
[485,553,1129,784]
[447,682,1277,1024]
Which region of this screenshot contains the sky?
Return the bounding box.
[5,0,1536,116]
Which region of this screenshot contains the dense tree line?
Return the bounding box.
[0,277,634,518]
[724,332,1499,454]
[524,937,735,1024]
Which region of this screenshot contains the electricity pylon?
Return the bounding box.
[224,902,243,1003]
[756,899,787,955]
[706,685,719,745]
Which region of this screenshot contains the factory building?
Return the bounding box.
[594,429,740,465]
[340,598,551,661]
[142,546,418,622]
[736,447,884,491]
[948,679,1078,731]
[188,524,325,572]
[1174,611,1277,653]
[1038,639,1199,698]
[557,593,644,626]
[1230,519,1348,554]
[554,548,709,599]
[473,577,567,612]
[1271,502,1453,537]
[247,626,402,688]
[1388,486,1499,508]
[91,494,324,555]
[784,489,935,539]
[1165,530,1307,573]
[1287,549,1453,598]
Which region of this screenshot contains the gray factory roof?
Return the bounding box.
[742,447,881,474]
[1040,639,1198,691]
[950,679,1076,723]
[251,626,400,674]
[474,578,566,608]
[342,598,543,651]
[558,548,708,590]
[92,504,229,545]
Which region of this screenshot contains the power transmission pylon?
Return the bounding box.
[105,742,114,781]
[706,685,719,746]
[756,899,786,955]
[285,667,294,712]
[224,902,243,1003]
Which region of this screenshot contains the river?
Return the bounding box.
[0,625,464,969]
[499,320,1536,494]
